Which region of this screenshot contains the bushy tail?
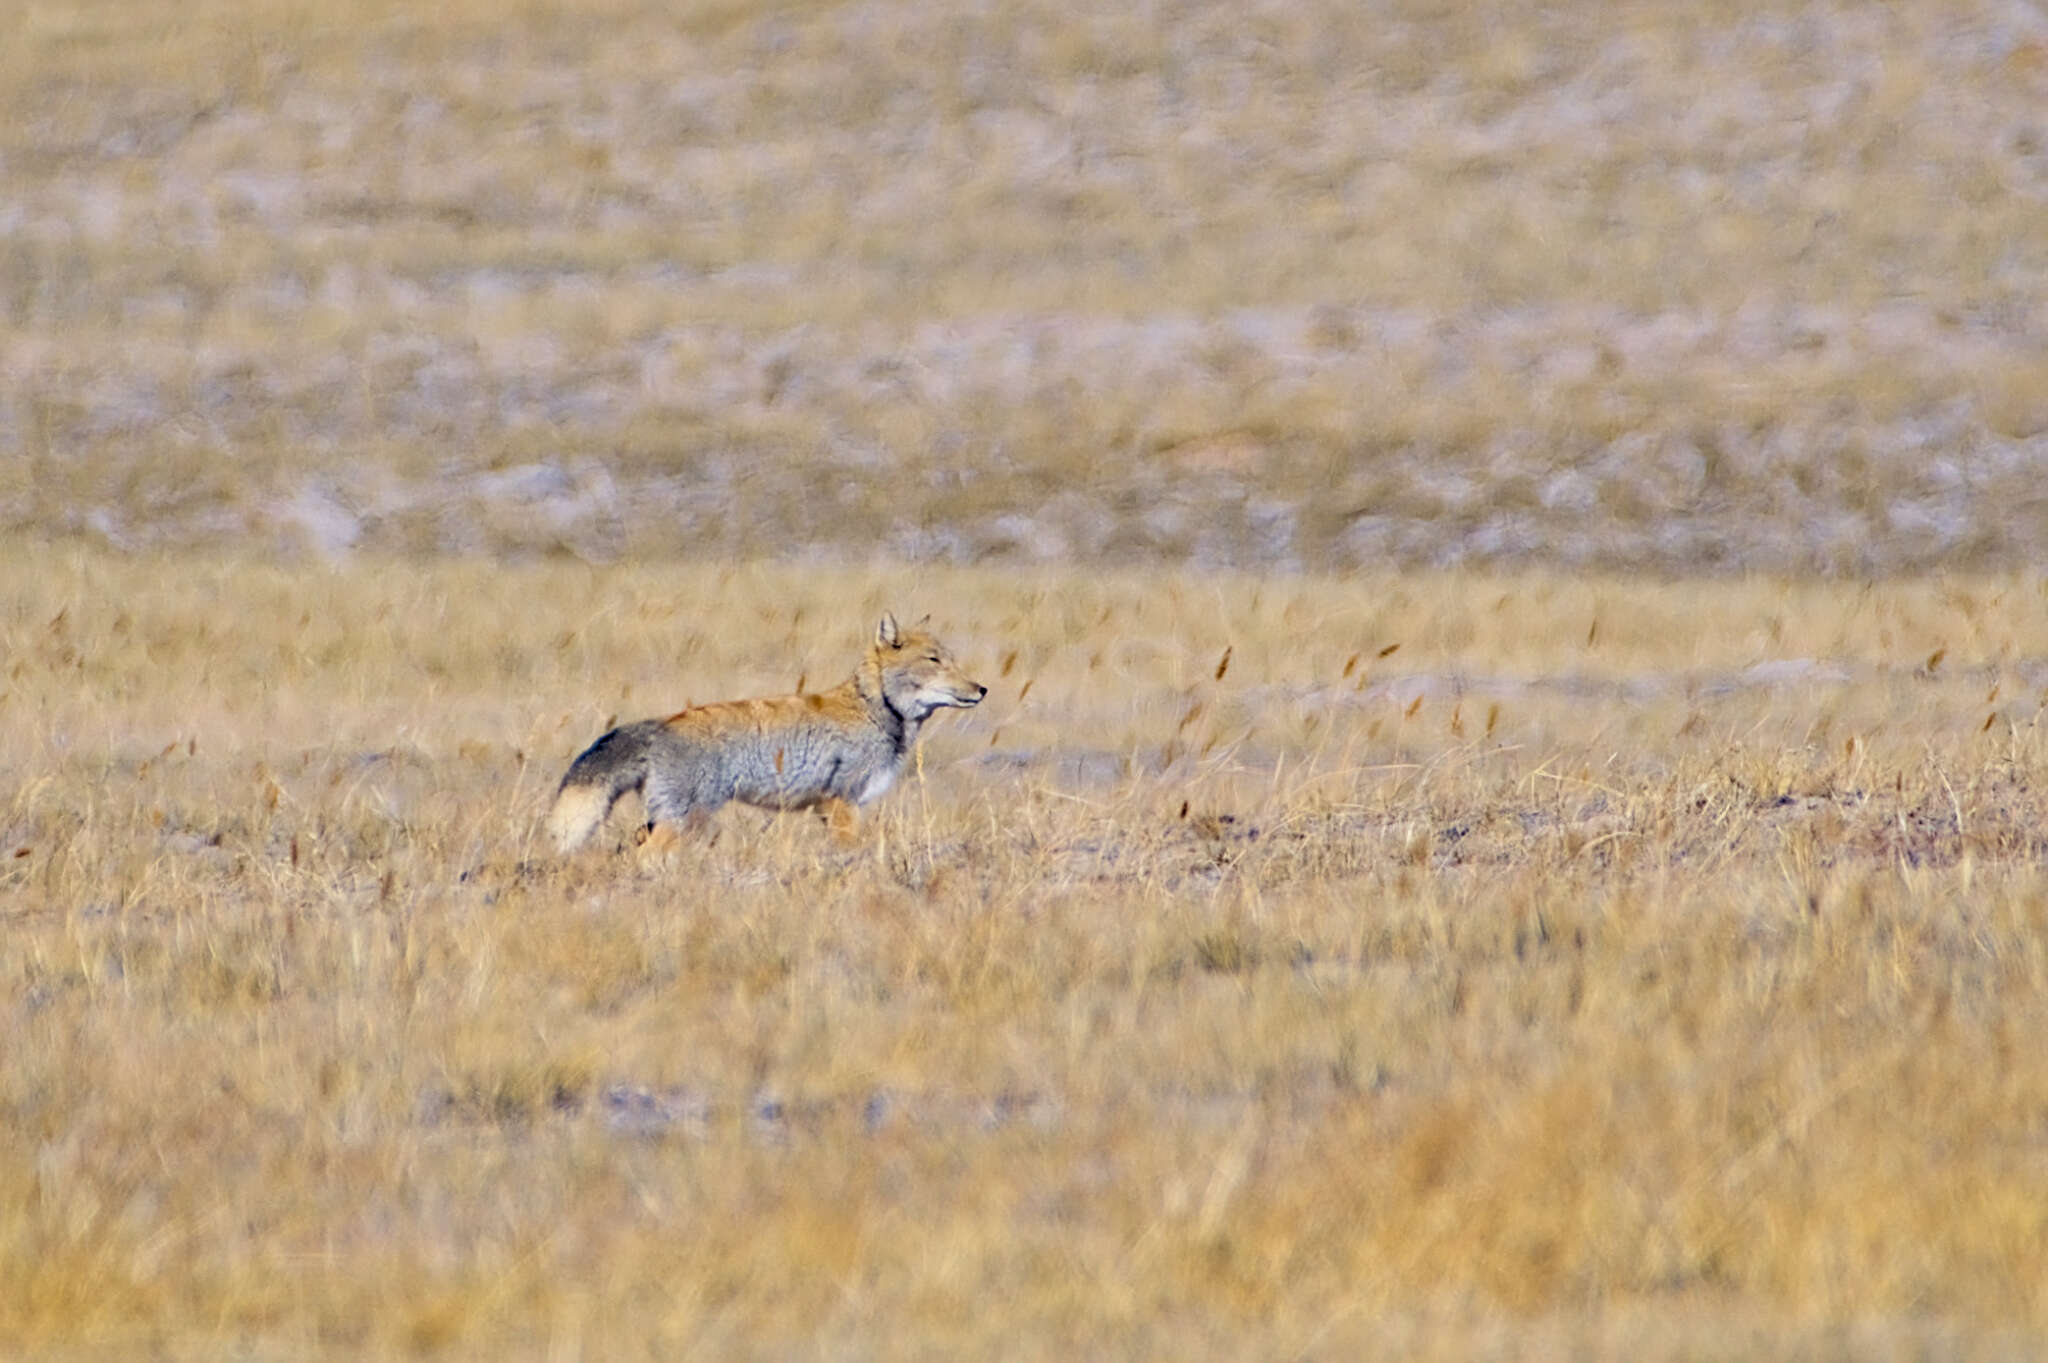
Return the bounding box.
[546,721,657,852]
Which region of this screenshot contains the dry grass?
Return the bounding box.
[4,0,2047,570]
[8,0,2048,1354]
[6,545,2048,1358]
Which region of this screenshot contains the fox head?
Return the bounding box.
[871,613,987,720]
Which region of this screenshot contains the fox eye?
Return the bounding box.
[927,653,942,663]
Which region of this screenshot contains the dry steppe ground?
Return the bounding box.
[7,547,2048,1359]
[4,0,2047,571]
[7,0,2048,1357]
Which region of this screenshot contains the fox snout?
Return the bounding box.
[927,679,986,710]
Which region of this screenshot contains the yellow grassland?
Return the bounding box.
[4,546,2048,1358]
[8,0,2048,1354]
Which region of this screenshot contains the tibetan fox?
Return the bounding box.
[546,614,985,853]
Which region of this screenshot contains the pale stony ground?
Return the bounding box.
[3,0,2046,570]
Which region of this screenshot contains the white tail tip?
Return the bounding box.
[546,783,610,853]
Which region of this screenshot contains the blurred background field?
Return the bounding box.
[4,0,2047,571]
[8,0,2048,1358]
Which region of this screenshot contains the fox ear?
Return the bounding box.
[877,614,900,648]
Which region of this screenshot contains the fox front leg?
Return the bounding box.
[819,798,863,846]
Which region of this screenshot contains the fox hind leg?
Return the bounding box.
[636,808,715,865]
[639,770,722,864]
[636,820,683,863]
